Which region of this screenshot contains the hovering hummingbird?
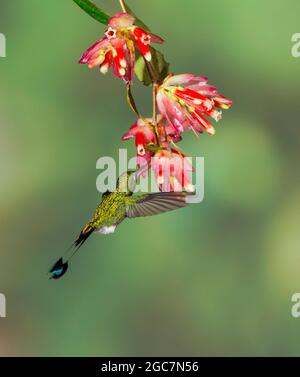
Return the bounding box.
[49,169,193,280]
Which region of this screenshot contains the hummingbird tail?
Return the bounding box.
[48,223,95,280]
[48,257,68,280]
[74,223,95,248]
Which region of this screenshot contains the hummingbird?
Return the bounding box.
[48,169,193,280]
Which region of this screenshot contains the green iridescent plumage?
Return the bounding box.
[90,190,129,229]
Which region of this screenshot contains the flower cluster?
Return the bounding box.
[157,74,233,137]
[80,11,233,192]
[121,71,232,190]
[79,12,163,83]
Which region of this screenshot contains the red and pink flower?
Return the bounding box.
[152,149,194,193]
[122,116,182,171]
[157,74,233,137]
[79,12,164,83]
[122,117,194,191]
[122,117,157,171]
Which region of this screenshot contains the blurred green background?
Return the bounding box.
[0,0,300,356]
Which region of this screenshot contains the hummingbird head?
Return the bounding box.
[116,171,135,193]
[117,166,147,193]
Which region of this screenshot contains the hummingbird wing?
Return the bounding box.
[126,192,192,218]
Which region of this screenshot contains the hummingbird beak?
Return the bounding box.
[133,164,149,180]
[128,165,148,192]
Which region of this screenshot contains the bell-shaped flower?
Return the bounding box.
[122,117,157,174]
[157,73,233,137]
[122,116,182,172]
[122,118,156,156]
[79,12,164,83]
[152,149,194,193]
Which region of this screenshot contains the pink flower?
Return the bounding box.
[79,12,164,83]
[122,117,156,172]
[157,74,233,137]
[122,116,182,172]
[122,118,156,156]
[153,149,194,192]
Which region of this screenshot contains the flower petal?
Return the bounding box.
[108,12,135,28]
[213,95,233,110]
[188,84,218,96]
[165,74,208,87]
[133,27,152,61]
[79,36,109,64]
[149,33,164,44]
[191,110,215,135]
[99,50,113,74]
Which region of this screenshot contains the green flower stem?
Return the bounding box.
[118,0,163,148]
[119,0,126,12]
[152,83,161,146]
[142,60,160,146]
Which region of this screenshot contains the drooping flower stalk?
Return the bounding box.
[151,83,161,147]
[119,0,127,13]
[142,44,162,147]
